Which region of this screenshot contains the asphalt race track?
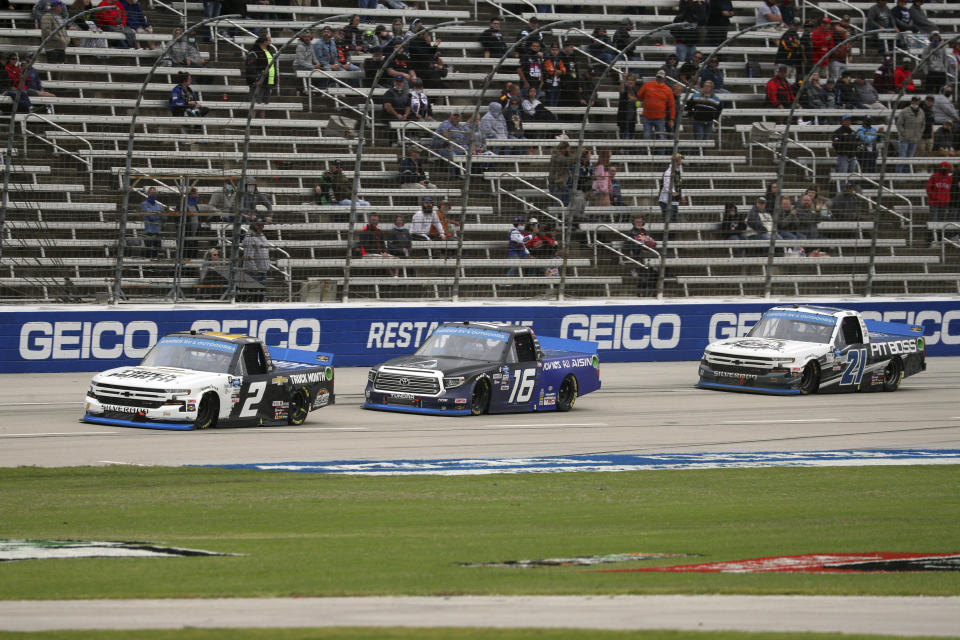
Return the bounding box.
[2,359,959,634]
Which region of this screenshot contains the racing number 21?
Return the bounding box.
[508,369,536,404]
[841,349,867,385]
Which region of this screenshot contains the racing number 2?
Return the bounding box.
[508,369,536,404]
[239,381,266,417]
[841,348,867,386]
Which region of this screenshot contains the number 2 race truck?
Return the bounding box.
[364,322,601,415]
[83,331,334,430]
[697,305,926,395]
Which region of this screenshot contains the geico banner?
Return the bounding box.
[2,300,959,372]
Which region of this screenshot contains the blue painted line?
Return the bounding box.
[362,402,472,416]
[201,449,960,475]
[82,415,195,431]
[697,381,803,395]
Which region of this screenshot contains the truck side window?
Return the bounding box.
[840,317,863,346]
[514,333,537,362]
[242,344,268,375]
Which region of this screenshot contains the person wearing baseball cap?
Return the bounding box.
[926,161,953,244]
[507,215,531,276]
[932,118,956,157]
[855,114,883,173]
[833,114,859,176]
[923,30,950,91]
[410,196,444,241]
[637,68,676,151]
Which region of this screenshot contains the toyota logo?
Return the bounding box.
[399,378,410,386]
[122,391,132,397]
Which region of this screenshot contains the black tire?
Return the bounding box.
[194,393,218,430]
[287,387,310,425]
[556,375,578,412]
[799,361,820,395]
[470,378,490,416]
[883,357,902,392]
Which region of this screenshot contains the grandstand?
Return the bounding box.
[1,0,959,303]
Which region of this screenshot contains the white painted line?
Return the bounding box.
[98,460,150,466]
[1,431,120,437]
[489,423,609,428]
[0,402,79,406]
[242,427,369,433]
[721,418,840,424]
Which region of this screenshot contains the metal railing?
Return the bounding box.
[486,171,564,227]
[398,119,467,177]
[593,223,659,272]
[941,222,960,263]
[21,113,94,192]
[267,243,292,302]
[305,69,374,140]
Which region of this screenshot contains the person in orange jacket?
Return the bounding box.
[636,70,676,153]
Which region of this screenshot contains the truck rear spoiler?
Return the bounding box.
[864,319,923,339]
[538,336,598,355]
[268,346,335,366]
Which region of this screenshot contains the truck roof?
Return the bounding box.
[165,331,261,346]
[767,305,855,319]
[441,321,532,337]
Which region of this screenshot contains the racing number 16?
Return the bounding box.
[508,369,536,404]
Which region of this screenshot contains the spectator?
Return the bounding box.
[408,78,433,121]
[5,54,23,89]
[857,116,884,173]
[167,27,205,68]
[613,19,637,61]
[521,86,555,127]
[389,216,412,259]
[293,32,324,91]
[623,216,655,272]
[686,80,722,141]
[832,114,859,175]
[658,54,680,82]
[700,56,728,94]
[949,164,960,241]
[659,154,683,222]
[316,160,370,206]
[208,180,235,220]
[543,42,565,108]
[756,0,783,26]
[798,19,815,78]
[893,59,916,93]
[831,181,863,220]
[617,74,639,140]
[909,0,936,34]
[933,120,957,157]
[525,218,556,260]
[479,17,506,59]
[559,41,590,107]
[765,182,780,210]
[810,17,833,76]
[778,196,801,240]
[921,94,936,154]
[835,72,858,109]
[674,0,708,62]
[896,96,925,172]
[927,161,953,243]
[386,40,415,82]
[364,49,392,89]
[776,19,803,79]
[182,186,202,259]
[518,39,545,94]
[433,111,470,174]
[380,75,410,123]
[240,220,269,285]
[17,53,54,98]
[829,24,850,81]
[359,214,393,267]
[408,28,444,89]
[590,149,613,207]
[69,0,107,50]
[169,72,207,118]
[892,0,916,42]
[201,0,220,43]
[39,0,69,65]
[767,64,796,109]
[244,35,275,119]
[435,199,459,239]
[410,196,444,240]
[924,31,955,93]
[866,0,897,55]
[873,57,896,93]
[118,0,153,50]
[507,215,531,276]
[479,101,509,152]
[548,140,573,206]
[198,247,225,298]
[720,203,748,250]
[933,86,958,125]
[706,0,733,47]
[502,91,526,143]
[94,0,136,49]
[637,70,676,150]
[240,179,271,223]
[587,26,617,66]
[853,76,883,109]
[399,149,436,190]
[141,187,164,259]
[570,148,594,225]
[796,193,830,243]
[516,16,543,57]
[746,196,777,241]
[342,15,365,53]
[333,27,363,87]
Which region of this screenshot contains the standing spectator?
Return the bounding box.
[921,94,936,154]
[673,0,706,62]
[658,54,680,82]
[857,116,884,173]
[357,0,376,24]
[208,180,235,220]
[241,222,269,285]
[686,80,722,141]
[893,59,916,93]
[829,24,850,81]
[909,0,936,34]
[780,0,796,25]
[706,0,733,47]
[895,96,925,172]
[776,19,803,79]
[659,154,683,223]
[380,75,410,123]
[410,197,444,240]
[389,216,412,259]
[293,32,324,91]
[141,187,164,260]
[833,114,859,177]
[810,17,834,75]
[756,0,783,26]
[617,74,639,140]
[798,19,815,78]
[559,41,589,107]
[866,0,897,56]
[39,0,68,65]
[933,120,956,157]
[831,181,863,220]
[240,179,271,223]
[479,101,509,152]
[543,42,565,108]
[501,91,526,143]
[202,0,220,43]
[507,216,531,277]
[590,149,613,207]
[516,16,543,57]
[587,26,617,66]
[892,0,916,40]
[169,72,207,117]
[168,27,206,68]
[119,0,153,50]
[95,0,136,49]
[244,35,275,119]
[700,56,728,93]
[927,162,953,243]
[948,164,960,242]
[637,70,676,151]
[548,140,573,206]
[923,31,955,93]
[408,78,433,121]
[479,17,506,59]
[183,186,202,259]
[766,64,796,109]
[853,76,884,109]
[408,29,444,89]
[933,86,958,125]
[518,39,544,94]
[399,149,437,190]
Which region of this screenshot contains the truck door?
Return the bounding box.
[834,316,868,387]
[493,332,541,412]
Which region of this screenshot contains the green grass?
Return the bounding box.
[0,466,958,600]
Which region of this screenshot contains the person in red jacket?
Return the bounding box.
[636,70,677,153]
[95,0,136,49]
[894,60,916,92]
[927,161,953,243]
[810,16,834,75]
[766,64,796,108]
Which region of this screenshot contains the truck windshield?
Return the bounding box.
[139,336,238,373]
[416,327,510,361]
[747,317,834,344]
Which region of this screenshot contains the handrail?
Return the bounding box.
[594,223,658,271]
[21,112,94,191]
[798,0,864,37]
[149,0,189,30]
[489,170,564,225]
[305,68,373,138]
[940,222,960,263]
[750,132,816,178]
[212,18,263,62]
[853,190,912,245]
[560,26,622,56]
[479,0,528,24]
[398,118,468,174]
[266,242,292,302]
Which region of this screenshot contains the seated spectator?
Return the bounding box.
[831,181,863,220]
[167,27,205,68]
[526,219,557,259]
[857,116,884,172]
[434,199,459,240]
[0,60,34,112]
[293,32,324,91]
[399,149,437,190]
[778,196,802,240]
[686,80,722,141]
[700,56,728,94]
[923,31,953,91]
[507,215,531,277]
[169,72,208,117]
[119,0,154,50]
[315,160,370,206]
[797,192,831,244]
[587,26,616,66]
[359,214,396,274]
[94,0,136,49]
[756,0,783,26]
[719,203,748,256]
[141,187,164,259]
[853,76,883,109]
[198,247,225,298]
[767,65,796,109]
[502,93,526,143]
[933,86,958,125]
[432,111,470,174]
[364,49,392,89]
[342,14,365,53]
[521,86,556,130]
[410,196,444,240]
[39,0,69,65]
[894,60,916,93]
[836,73,859,109]
[389,216,412,258]
[379,75,410,122]
[746,196,776,240]
[800,73,831,110]
[626,216,656,268]
[479,17,506,59]
[591,149,613,207]
[873,55,896,92]
[239,179,272,223]
[518,39,545,95]
[408,78,433,121]
[208,180,235,220]
[933,120,957,157]
[18,53,54,97]
[613,19,637,62]
[909,0,936,34]
[333,27,362,87]
[659,54,680,82]
[479,101,509,153]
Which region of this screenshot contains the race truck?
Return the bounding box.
[697,305,926,395]
[363,322,601,415]
[83,331,334,430]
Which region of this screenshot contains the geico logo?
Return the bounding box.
[859,309,960,346]
[560,314,681,350]
[708,312,764,341]
[188,318,321,350]
[19,321,157,360]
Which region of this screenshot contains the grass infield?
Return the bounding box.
[0,465,957,600]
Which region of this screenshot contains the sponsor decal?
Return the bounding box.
[274,408,288,420]
[316,354,330,362]
[763,310,836,326]
[461,552,693,568]
[230,377,242,388]
[542,393,556,406]
[186,403,196,412]
[107,369,179,383]
[870,339,919,357]
[313,389,330,408]
[600,553,960,574]
[158,336,237,353]
[102,404,141,414]
[391,393,415,400]
[561,313,681,350]
[433,326,510,342]
[289,371,323,385]
[716,371,758,380]
[454,398,467,404]
[271,376,288,385]
[272,400,289,407]
[0,539,237,562]
[324,366,334,381]
[542,356,594,372]
[230,394,240,404]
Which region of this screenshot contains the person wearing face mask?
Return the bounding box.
[924,31,954,95]
[895,96,925,173]
[208,180,236,221]
[168,27,206,68]
[933,86,958,125]
[118,0,154,49]
[141,187,165,260]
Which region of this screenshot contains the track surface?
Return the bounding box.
[2,359,959,635]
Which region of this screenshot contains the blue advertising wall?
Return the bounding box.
[3,299,959,372]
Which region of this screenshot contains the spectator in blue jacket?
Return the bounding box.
[119,0,155,49]
[141,187,165,259]
[699,56,729,94]
[169,72,208,117]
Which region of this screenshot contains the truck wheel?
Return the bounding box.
[556,375,578,412]
[883,357,902,392]
[799,362,820,395]
[470,378,490,416]
[287,387,310,425]
[194,393,218,430]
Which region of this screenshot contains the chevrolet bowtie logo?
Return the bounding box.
[272,376,288,385]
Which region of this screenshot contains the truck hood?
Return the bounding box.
[705,337,827,361]
[378,355,495,378]
[92,366,224,391]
